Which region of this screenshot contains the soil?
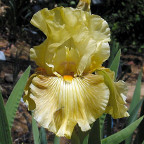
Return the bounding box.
[0,37,144,144]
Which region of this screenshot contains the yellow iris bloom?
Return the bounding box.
[23,6,129,139]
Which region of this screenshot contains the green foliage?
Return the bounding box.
[88,119,101,144]
[0,91,12,144]
[32,117,40,144]
[54,136,60,144]
[109,49,121,79]
[5,66,31,129]
[40,127,47,144]
[129,70,142,114]
[0,66,30,144]
[136,100,144,143]
[32,117,48,144]
[102,116,144,144]
[125,70,143,144]
[71,125,89,144]
[100,114,106,138]
[126,99,144,126]
[108,40,119,68]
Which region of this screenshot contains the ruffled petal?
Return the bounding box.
[96,68,129,119]
[24,74,109,138]
[30,8,49,36]
[30,7,110,76]
[84,42,110,73]
[86,14,110,42]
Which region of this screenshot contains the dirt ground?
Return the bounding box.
[0,37,144,144]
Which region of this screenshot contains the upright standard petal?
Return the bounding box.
[24,73,109,138]
[30,39,54,75]
[96,68,129,119]
[30,7,110,76]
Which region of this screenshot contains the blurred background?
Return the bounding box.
[0,0,144,143]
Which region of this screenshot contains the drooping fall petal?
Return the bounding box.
[24,74,109,138]
[96,68,129,119]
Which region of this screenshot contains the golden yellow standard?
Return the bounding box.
[24,7,129,138]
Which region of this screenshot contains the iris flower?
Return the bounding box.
[24,0,129,139]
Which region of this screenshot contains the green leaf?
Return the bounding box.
[5,66,31,129]
[71,126,89,144]
[134,100,144,143]
[126,98,144,126]
[100,114,106,138]
[125,99,144,144]
[0,91,12,144]
[108,41,119,67]
[101,116,143,144]
[129,70,142,114]
[109,49,121,78]
[32,117,40,144]
[54,135,60,144]
[83,135,89,144]
[88,119,101,144]
[40,127,47,144]
[125,70,143,144]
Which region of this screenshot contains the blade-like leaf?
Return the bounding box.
[126,98,144,126]
[110,49,121,78]
[5,66,31,129]
[83,135,89,144]
[125,99,144,144]
[32,117,40,144]
[40,127,47,144]
[54,135,60,144]
[135,100,144,143]
[71,125,89,144]
[101,116,143,144]
[0,91,12,144]
[129,70,142,114]
[100,114,106,138]
[88,119,101,144]
[108,41,119,67]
